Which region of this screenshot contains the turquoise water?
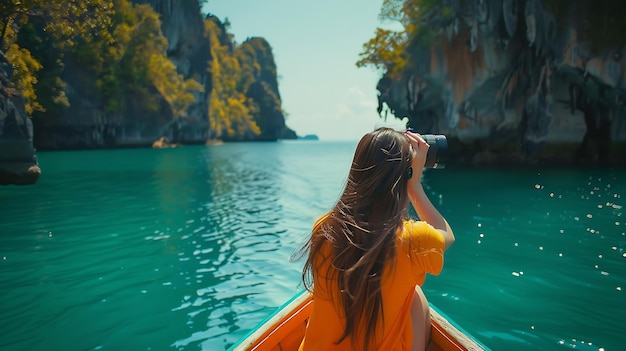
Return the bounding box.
[0,142,624,351]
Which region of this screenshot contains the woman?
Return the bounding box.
[297,127,455,351]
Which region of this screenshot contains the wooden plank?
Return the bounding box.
[430,308,486,351]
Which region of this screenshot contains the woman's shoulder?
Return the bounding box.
[399,220,435,238]
[397,220,445,249]
[396,220,445,277]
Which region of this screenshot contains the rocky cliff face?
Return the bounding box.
[241,37,287,141]
[32,0,292,150]
[34,0,212,150]
[0,52,41,185]
[136,0,212,142]
[378,0,626,166]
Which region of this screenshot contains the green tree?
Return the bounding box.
[149,54,204,117]
[16,22,69,117]
[76,0,202,116]
[236,37,286,140]
[0,0,112,50]
[5,42,42,114]
[1,0,112,115]
[205,16,259,138]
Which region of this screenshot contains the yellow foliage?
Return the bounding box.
[358,0,446,76]
[6,44,44,115]
[357,28,408,77]
[2,0,202,118]
[205,17,259,138]
[148,53,203,117]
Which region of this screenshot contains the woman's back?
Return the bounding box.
[299,220,445,351]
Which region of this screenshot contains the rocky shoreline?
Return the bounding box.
[0,52,40,185]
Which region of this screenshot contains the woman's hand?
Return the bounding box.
[404,131,429,186]
[404,130,455,250]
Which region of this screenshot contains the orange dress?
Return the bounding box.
[299,220,445,351]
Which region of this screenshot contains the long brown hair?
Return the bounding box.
[299,127,413,350]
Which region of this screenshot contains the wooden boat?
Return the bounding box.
[229,290,489,351]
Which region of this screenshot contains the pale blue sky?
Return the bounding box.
[202,0,406,141]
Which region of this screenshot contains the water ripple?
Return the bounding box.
[2,146,625,351]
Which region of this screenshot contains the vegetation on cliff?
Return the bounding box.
[2,0,202,119]
[1,0,112,115]
[0,0,291,147]
[204,15,287,141]
[75,0,203,117]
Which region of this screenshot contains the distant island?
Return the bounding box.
[298,134,319,141]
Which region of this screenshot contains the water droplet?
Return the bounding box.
[479,233,484,238]
[586,214,593,219]
[477,223,482,228]
[477,240,481,244]
[549,192,554,197]
[617,287,622,291]
[559,253,563,257]
[539,246,544,250]
[512,272,520,277]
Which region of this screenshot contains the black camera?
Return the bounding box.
[422,134,447,169]
[406,128,447,169]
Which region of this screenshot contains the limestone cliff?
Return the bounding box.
[34,0,212,150]
[135,0,212,142]
[0,52,41,185]
[375,0,626,166]
[239,37,287,141]
[31,0,292,149]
